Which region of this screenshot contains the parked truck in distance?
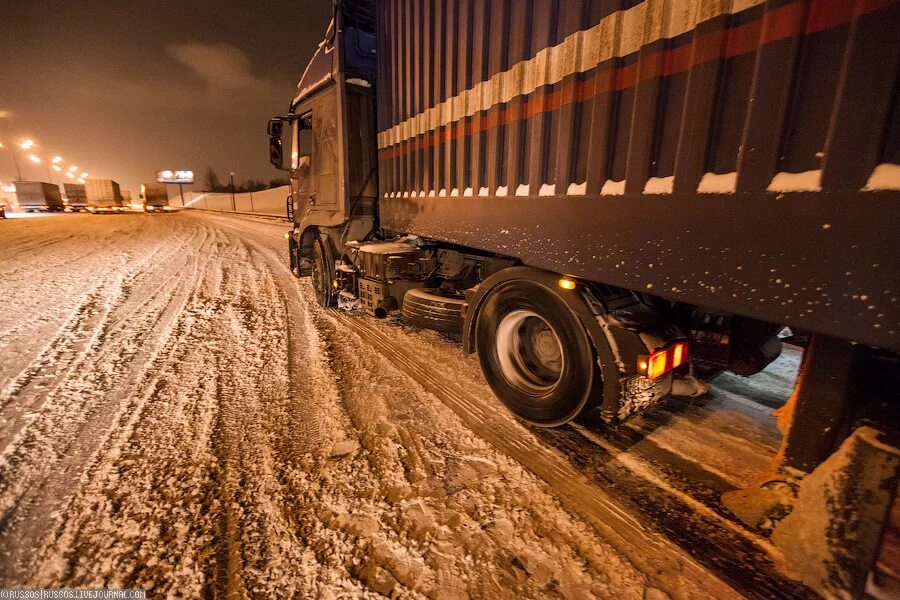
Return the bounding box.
[141,183,171,212]
[63,183,88,212]
[85,179,123,213]
[15,181,64,213]
[270,1,900,594]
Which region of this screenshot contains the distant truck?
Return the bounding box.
[85,179,123,213]
[141,183,170,212]
[63,183,88,212]
[15,181,64,213]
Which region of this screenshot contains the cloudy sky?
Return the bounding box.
[0,0,332,194]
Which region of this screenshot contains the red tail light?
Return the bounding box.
[638,342,690,380]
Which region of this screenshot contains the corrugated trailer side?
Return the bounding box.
[376,0,900,352]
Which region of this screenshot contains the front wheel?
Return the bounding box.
[475,280,599,427]
[310,236,334,307]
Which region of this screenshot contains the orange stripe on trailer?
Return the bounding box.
[377,0,899,163]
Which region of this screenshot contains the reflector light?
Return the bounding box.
[672,342,687,368]
[647,351,668,379]
[558,278,576,290]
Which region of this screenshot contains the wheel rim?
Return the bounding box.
[495,309,564,396]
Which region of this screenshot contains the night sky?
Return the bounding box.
[0,0,332,195]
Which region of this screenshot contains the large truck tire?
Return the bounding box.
[475,279,598,427]
[310,236,335,307]
[401,288,465,334]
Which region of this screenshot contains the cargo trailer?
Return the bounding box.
[141,183,170,212]
[14,181,64,212]
[269,1,900,593]
[85,178,123,213]
[63,183,88,212]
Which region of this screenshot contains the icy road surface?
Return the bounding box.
[0,212,813,599]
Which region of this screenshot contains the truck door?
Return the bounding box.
[309,87,340,212]
[291,113,313,217]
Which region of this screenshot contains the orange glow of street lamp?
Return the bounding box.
[52,165,62,172]
[76,177,85,184]
[52,156,62,164]
[20,139,34,150]
[28,154,41,163]
[66,172,74,178]
[80,172,88,178]
[68,165,78,172]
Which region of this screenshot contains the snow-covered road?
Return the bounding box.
[0,212,812,598]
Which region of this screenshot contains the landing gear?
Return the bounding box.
[475,279,599,427]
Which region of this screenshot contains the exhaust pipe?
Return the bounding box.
[373,297,397,319]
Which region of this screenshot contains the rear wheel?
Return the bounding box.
[475,280,598,426]
[310,236,334,307]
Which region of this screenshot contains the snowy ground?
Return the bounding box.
[0,212,814,598]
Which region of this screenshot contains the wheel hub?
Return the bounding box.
[495,310,564,396]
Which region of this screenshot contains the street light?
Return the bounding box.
[52,156,62,164]
[80,172,88,178]
[20,139,34,150]
[0,141,23,180]
[68,165,78,172]
[52,165,62,172]
[28,154,40,163]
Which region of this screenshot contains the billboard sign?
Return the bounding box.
[156,170,194,184]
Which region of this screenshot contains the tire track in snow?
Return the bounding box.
[0,220,211,582]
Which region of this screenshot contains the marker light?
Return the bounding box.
[558,278,576,290]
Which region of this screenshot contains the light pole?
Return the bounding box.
[229,171,236,211]
[0,142,23,180]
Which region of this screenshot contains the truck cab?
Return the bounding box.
[269,3,377,296]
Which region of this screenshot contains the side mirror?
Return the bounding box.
[268,117,291,171]
[267,118,283,137]
[269,135,286,170]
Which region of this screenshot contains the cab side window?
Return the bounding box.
[292,114,313,193]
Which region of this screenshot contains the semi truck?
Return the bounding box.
[85,178,123,213]
[141,183,170,212]
[270,1,900,594]
[63,183,88,212]
[14,181,64,212]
